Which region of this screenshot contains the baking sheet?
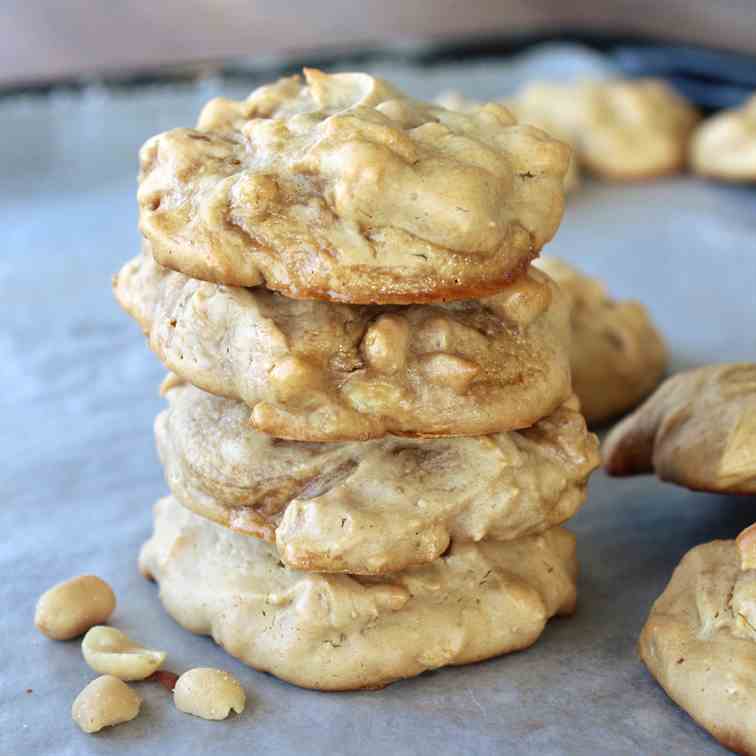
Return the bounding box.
[2,44,755,756]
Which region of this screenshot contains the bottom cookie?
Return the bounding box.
[140,496,578,691]
[640,538,756,755]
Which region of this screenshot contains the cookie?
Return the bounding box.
[639,534,756,755]
[534,257,667,426]
[156,382,599,574]
[140,496,578,691]
[512,79,699,181]
[690,94,756,182]
[114,252,572,442]
[437,91,580,192]
[604,364,756,493]
[137,69,570,302]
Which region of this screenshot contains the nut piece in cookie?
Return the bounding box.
[35,575,116,641]
[604,363,756,493]
[510,78,699,181]
[138,68,570,302]
[72,676,141,734]
[534,256,667,426]
[690,93,756,182]
[639,532,756,754]
[737,523,756,571]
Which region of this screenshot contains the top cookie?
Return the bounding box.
[604,363,756,494]
[138,69,570,303]
[512,78,699,181]
[690,93,756,182]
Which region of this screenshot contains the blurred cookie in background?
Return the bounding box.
[690,93,756,182]
[534,257,667,427]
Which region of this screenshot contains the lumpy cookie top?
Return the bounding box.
[138,69,570,303]
[690,94,756,181]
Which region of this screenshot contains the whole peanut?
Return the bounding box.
[35,575,116,640]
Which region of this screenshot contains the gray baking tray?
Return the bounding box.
[1,42,755,756]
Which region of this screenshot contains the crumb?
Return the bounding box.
[148,669,179,693]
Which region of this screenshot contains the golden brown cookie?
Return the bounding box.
[534,257,667,426]
[640,534,756,755]
[604,364,756,493]
[140,496,578,691]
[690,94,756,182]
[512,78,699,181]
[137,69,570,302]
[114,252,572,442]
[156,382,599,574]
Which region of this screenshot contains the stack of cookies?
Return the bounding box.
[114,69,600,690]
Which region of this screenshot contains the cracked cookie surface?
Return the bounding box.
[140,496,577,691]
[137,69,570,302]
[115,251,571,441]
[156,383,599,574]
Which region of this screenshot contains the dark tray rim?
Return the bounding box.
[3,28,755,108]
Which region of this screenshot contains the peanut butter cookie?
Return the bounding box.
[157,383,599,574]
[604,364,756,493]
[115,252,571,441]
[138,69,570,302]
[640,529,756,754]
[140,497,578,691]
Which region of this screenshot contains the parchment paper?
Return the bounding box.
[1,44,755,756]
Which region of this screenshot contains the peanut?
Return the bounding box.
[71,675,141,734]
[362,315,409,374]
[173,668,246,721]
[81,626,166,681]
[419,353,480,393]
[35,575,116,641]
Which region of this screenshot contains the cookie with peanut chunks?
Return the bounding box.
[115,251,571,442]
[604,363,756,493]
[140,496,578,691]
[137,69,570,303]
[534,257,667,426]
[156,382,599,575]
[640,528,756,755]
